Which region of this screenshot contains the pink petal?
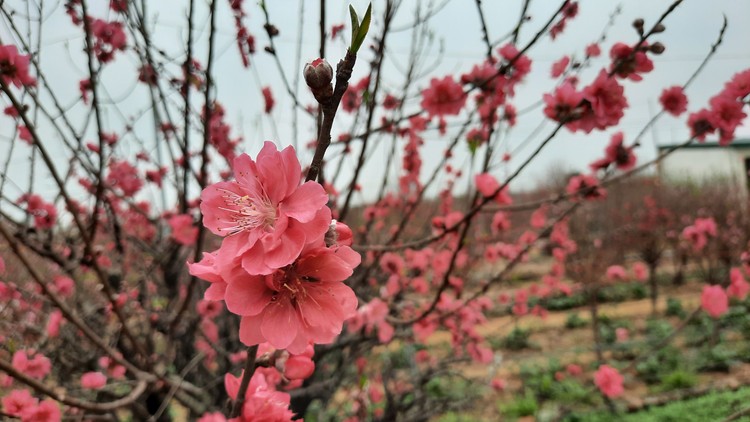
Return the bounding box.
[232,153,261,197]
[239,314,265,347]
[261,300,299,349]
[241,243,275,275]
[200,181,246,236]
[281,182,329,223]
[475,173,500,198]
[225,275,273,316]
[256,142,289,204]
[188,252,223,284]
[296,250,354,282]
[263,223,306,269]
[204,282,227,301]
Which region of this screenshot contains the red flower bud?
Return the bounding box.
[304,58,333,90]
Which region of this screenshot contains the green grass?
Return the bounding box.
[567,387,750,422]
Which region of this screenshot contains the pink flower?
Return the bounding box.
[591,132,636,171]
[227,241,360,353]
[577,70,628,132]
[197,299,222,319]
[46,310,64,338]
[0,44,36,87]
[262,86,274,114]
[688,109,716,141]
[724,69,750,99]
[347,298,394,343]
[90,19,127,62]
[53,275,75,297]
[107,160,143,196]
[701,285,728,318]
[380,252,404,276]
[551,56,570,78]
[420,76,466,117]
[197,412,227,422]
[491,378,506,392]
[283,355,315,380]
[475,173,511,204]
[18,194,57,229]
[728,268,749,300]
[17,125,32,145]
[543,82,583,124]
[659,86,688,117]
[566,174,605,200]
[12,350,51,380]
[708,93,746,144]
[81,372,107,390]
[566,363,582,376]
[2,389,37,417]
[631,262,648,282]
[585,43,601,57]
[200,141,331,275]
[606,265,627,281]
[169,214,198,246]
[609,42,653,81]
[594,364,624,398]
[20,399,61,422]
[224,371,294,420]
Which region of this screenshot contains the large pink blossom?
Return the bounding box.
[225,241,360,354]
[201,141,331,274]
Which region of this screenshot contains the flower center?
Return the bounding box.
[219,188,277,234]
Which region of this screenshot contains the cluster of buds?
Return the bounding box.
[304,58,334,103]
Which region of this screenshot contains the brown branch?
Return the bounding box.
[230,344,259,418]
[305,50,358,183]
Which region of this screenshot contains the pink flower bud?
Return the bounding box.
[335,221,353,246]
[284,356,315,380]
[304,58,334,90]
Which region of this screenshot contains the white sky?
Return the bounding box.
[1,0,749,209]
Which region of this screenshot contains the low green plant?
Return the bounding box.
[499,390,538,419]
[657,369,698,392]
[665,297,686,317]
[503,327,533,350]
[565,313,588,329]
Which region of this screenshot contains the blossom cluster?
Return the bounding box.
[190,141,359,353]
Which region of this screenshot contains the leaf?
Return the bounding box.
[351,3,372,53]
[349,5,360,48]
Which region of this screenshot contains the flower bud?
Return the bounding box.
[335,221,353,246]
[649,42,665,55]
[304,58,334,90]
[284,355,315,380]
[632,18,644,35]
[652,23,666,33]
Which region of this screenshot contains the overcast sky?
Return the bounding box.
[1,0,749,208]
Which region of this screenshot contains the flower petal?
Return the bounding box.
[239,314,265,347]
[225,274,273,316]
[281,182,329,223]
[261,300,299,349]
[263,223,306,269]
[296,249,354,282]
